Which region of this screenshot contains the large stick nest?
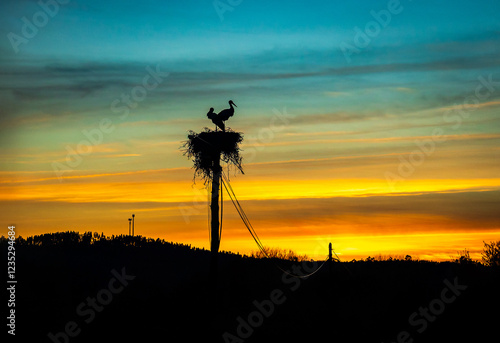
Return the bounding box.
[182,128,244,182]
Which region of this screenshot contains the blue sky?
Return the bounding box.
[1,0,500,259]
[2,0,499,58]
[1,0,500,171]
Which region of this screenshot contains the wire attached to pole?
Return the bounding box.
[219,172,223,242]
[207,180,211,246]
[221,171,329,279]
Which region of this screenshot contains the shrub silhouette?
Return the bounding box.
[455,248,475,264]
[251,246,309,262]
[482,240,500,267]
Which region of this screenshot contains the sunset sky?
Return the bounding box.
[1,0,499,261]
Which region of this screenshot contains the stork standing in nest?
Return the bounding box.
[207,100,237,131]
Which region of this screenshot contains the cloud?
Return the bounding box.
[3,50,499,105]
[243,133,500,150]
[440,100,500,111]
[221,190,500,233]
[5,188,499,240]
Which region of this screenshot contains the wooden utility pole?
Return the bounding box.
[184,122,243,283]
[210,151,222,279]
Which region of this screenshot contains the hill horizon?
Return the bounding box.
[4,230,495,264]
[3,230,499,342]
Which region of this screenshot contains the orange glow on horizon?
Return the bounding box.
[3,170,499,263]
[171,230,500,262]
[3,171,500,203]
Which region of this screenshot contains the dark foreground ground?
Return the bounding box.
[4,235,500,343]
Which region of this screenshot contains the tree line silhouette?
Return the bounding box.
[0,231,228,254]
[1,231,499,266]
[2,231,499,342]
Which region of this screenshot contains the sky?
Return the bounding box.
[1,0,500,261]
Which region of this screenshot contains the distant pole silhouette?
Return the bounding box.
[128,218,132,235]
[132,214,135,236]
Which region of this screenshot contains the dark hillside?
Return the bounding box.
[4,232,499,342]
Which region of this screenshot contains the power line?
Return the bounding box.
[221,173,265,252]
[219,173,223,242]
[221,171,329,279]
[195,130,343,278]
[207,180,211,246]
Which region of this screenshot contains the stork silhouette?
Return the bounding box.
[207,100,237,131]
